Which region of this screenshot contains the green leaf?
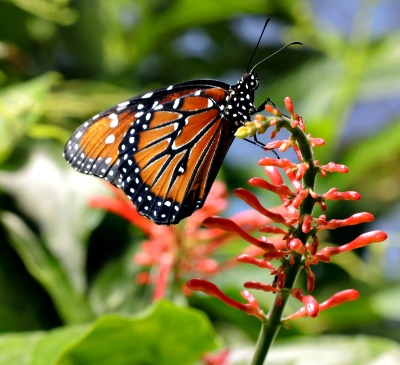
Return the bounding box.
[0,72,61,162]
[0,332,44,365]
[87,247,144,315]
[0,211,95,324]
[58,301,218,365]
[0,301,219,365]
[0,149,108,321]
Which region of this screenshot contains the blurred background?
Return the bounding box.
[0,0,399,363]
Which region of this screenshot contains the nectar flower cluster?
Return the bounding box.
[187,97,387,322]
[88,181,270,300]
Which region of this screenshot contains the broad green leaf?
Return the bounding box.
[0,332,44,365]
[0,211,94,324]
[0,301,219,365]
[58,301,219,365]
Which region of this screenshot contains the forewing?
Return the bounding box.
[64,81,234,225]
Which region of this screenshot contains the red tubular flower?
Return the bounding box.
[234,188,287,225]
[258,157,296,169]
[283,167,303,192]
[265,140,286,150]
[289,238,307,254]
[88,185,154,235]
[317,212,374,230]
[284,96,295,117]
[187,279,265,320]
[265,103,282,116]
[320,162,348,174]
[319,289,360,310]
[263,166,284,185]
[305,267,316,292]
[286,289,359,320]
[322,188,361,201]
[290,189,309,209]
[244,282,280,293]
[291,288,319,317]
[259,225,287,235]
[316,230,387,262]
[301,215,313,233]
[248,177,295,198]
[309,137,325,148]
[203,216,276,251]
[295,163,309,181]
[237,254,276,270]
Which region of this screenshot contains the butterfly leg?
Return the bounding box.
[254,97,280,113]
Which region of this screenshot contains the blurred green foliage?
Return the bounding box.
[0,0,399,364]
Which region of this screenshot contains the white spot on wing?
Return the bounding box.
[116,101,129,111]
[105,134,115,144]
[173,99,180,109]
[135,111,144,118]
[109,113,118,128]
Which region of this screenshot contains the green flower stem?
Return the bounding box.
[251,115,318,364]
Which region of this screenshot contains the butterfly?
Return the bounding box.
[64,20,300,225]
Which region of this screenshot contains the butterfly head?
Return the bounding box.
[225,71,259,126]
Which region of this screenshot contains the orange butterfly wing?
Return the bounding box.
[64,82,235,224]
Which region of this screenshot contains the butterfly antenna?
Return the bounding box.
[250,41,303,73]
[246,18,271,73]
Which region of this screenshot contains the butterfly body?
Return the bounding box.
[64,72,259,224]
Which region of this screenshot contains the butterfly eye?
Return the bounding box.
[252,79,259,91]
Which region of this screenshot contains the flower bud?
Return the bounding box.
[289,238,306,254]
[302,215,313,233]
[320,162,348,174]
[244,281,280,293]
[322,188,361,201]
[284,96,295,116]
[319,289,359,310]
[265,104,282,116]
